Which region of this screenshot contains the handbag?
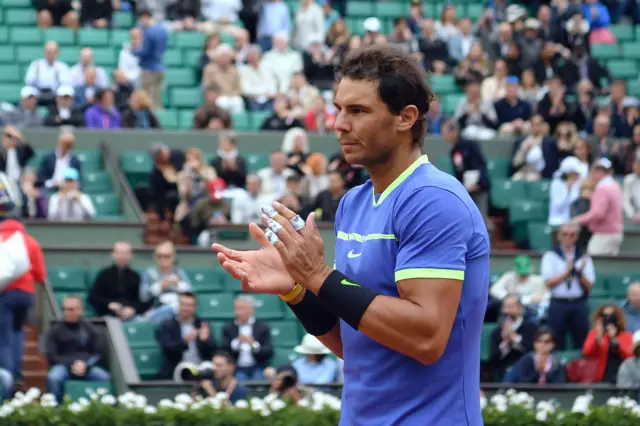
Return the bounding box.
[0,232,32,290]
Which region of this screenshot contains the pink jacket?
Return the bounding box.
[577,178,623,234]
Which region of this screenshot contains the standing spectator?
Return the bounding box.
[34,0,78,29]
[210,132,248,189]
[121,90,161,129]
[0,171,21,221]
[623,157,640,223]
[37,131,82,192]
[47,168,97,222]
[548,156,583,227]
[166,0,201,31]
[583,304,634,383]
[43,85,85,128]
[0,126,34,184]
[89,242,147,320]
[198,351,248,404]
[132,9,169,109]
[617,330,640,390]
[294,0,325,51]
[256,0,292,52]
[581,0,611,30]
[292,334,337,385]
[571,178,596,252]
[45,296,111,403]
[623,283,640,334]
[69,48,110,89]
[80,0,113,28]
[24,42,71,105]
[118,28,142,85]
[84,88,122,129]
[541,222,594,350]
[231,175,274,224]
[503,327,566,384]
[222,295,273,381]
[0,218,46,385]
[573,158,623,256]
[0,87,42,128]
[202,45,245,114]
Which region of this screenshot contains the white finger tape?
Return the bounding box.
[268,218,283,233]
[265,229,280,244]
[290,215,305,231]
[261,206,277,218]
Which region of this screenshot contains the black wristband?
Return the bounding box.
[317,270,377,331]
[287,290,338,336]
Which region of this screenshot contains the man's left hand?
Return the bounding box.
[263,202,332,293]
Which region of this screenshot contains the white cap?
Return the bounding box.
[20,86,39,98]
[594,157,613,170]
[363,17,381,33]
[555,156,583,177]
[56,85,75,97]
[294,334,331,355]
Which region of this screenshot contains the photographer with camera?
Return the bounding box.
[263,364,314,404]
[196,351,248,404]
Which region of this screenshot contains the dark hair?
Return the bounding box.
[136,9,152,18]
[534,326,555,343]
[179,291,197,300]
[95,88,113,102]
[328,169,344,180]
[337,45,434,146]
[213,350,235,365]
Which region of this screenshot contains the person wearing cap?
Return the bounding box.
[292,333,337,385]
[622,154,640,223]
[0,87,42,128]
[42,85,85,128]
[548,156,584,227]
[37,132,82,191]
[47,168,96,222]
[617,329,640,391]
[572,158,623,256]
[24,41,71,105]
[490,255,547,309]
[0,126,35,184]
[494,76,532,136]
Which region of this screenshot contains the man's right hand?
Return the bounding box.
[108,302,122,313]
[184,328,198,344]
[200,379,216,396]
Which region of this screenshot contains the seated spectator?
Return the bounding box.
[43,85,85,128]
[328,152,367,189]
[453,42,490,87]
[590,114,615,159]
[299,152,328,200]
[118,28,142,85]
[210,132,248,188]
[0,126,34,184]
[84,88,122,129]
[612,123,640,176]
[583,304,634,383]
[73,67,100,111]
[47,168,96,222]
[19,168,48,219]
[156,292,216,380]
[617,330,640,389]
[222,295,273,381]
[256,0,292,52]
[69,48,109,89]
[537,76,574,133]
[503,327,566,384]
[417,19,450,74]
[232,29,250,64]
[447,18,474,62]
[510,115,550,181]
[481,59,508,103]
[303,38,336,91]
[573,158,623,256]
[148,143,184,220]
[552,122,580,172]
[304,95,335,133]
[257,151,295,199]
[435,3,460,42]
[89,241,148,320]
[287,72,320,119]
[541,222,594,350]
[121,90,161,129]
[240,45,277,112]
[489,294,538,381]
[113,69,135,111]
[38,131,82,191]
[623,156,640,223]
[425,96,448,136]
[231,175,274,224]
[260,95,305,131]
[573,79,596,132]
[35,0,78,29]
[24,41,71,105]
[198,351,248,404]
[452,79,497,141]
[261,33,303,93]
[198,0,243,35]
[518,19,543,70]
[623,283,640,334]
[174,148,217,230]
[292,334,337,385]
[573,139,592,178]
[193,178,231,246]
[140,241,192,324]
[45,296,111,403]
[494,76,532,136]
[570,177,596,251]
[548,156,583,227]
[192,85,233,130]
[165,0,200,32]
[490,256,547,308]
[520,68,541,109]
[293,0,325,51]
[303,169,345,222]
[0,368,11,402]
[80,0,113,28]
[581,0,610,30]
[202,44,245,114]
[196,35,221,82]
[0,86,42,128]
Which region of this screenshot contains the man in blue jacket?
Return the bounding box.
[133,9,168,109]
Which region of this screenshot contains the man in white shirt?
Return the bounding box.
[199,0,243,34]
[257,151,293,198]
[231,174,274,224]
[541,222,595,350]
[69,48,110,89]
[47,168,96,222]
[623,156,640,223]
[24,41,71,104]
[261,33,303,93]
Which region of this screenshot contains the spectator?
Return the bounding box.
[435,4,459,42]
[192,85,233,130]
[425,96,448,136]
[417,19,450,73]
[202,44,245,114]
[573,80,596,132]
[148,143,184,220]
[240,45,277,112]
[489,295,538,381]
[448,18,475,63]
[257,151,294,199]
[222,295,273,381]
[0,87,42,128]
[537,76,573,133]
[80,0,113,28]
[590,114,615,159]
[37,131,82,192]
[302,169,345,222]
[140,241,192,324]
[503,327,566,384]
[288,73,320,119]
[573,139,592,178]
[24,41,71,105]
[570,177,596,251]
[197,35,222,82]
[304,95,335,133]
[623,283,640,334]
[193,178,231,245]
[260,95,305,131]
[481,59,508,102]
[19,168,48,219]
[132,9,169,109]
[623,157,640,223]
[519,19,543,70]
[156,292,216,380]
[541,222,594,350]
[581,0,611,30]
[0,217,46,384]
[0,368,11,403]
[199,351,248,404]
[121,90,161,129]
[520,69,541,109]
[617,330,640,390]
[231,174,274,224]
[282,128,310,176]
[0,126,35,184]
[166,0,201,31]
[303,38,335,91]
[84,88,122,129]
[573,158,623,256]
[198,0,242,34]
[72,67,100,111]
[43,85,85,128]
[261,33,303,93]
[452,79,497,140]
[47,168,96,222]
[292,334,337,385]
[45,296,111,403]
[279,175,308,213]
[118,28,143,85]
[490,255,547,308]
[69,48,109,89]
[583,304,634,383]
[510,115,550,181]
[453,43,490,88]
[256,0,292,52]
[210,132,248,189]
[294,0,325,51]
[174,148,217,230]
[299,152,328,200]
[89,241,147,320]
[328,152,367,190]
[494,76,532,136]
[112,69,135,111]
[552,122,579,170]
[548,156,583,227]
[34,0,78,29]
[0,171,21,221]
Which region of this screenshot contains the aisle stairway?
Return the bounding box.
[21,325,48,392]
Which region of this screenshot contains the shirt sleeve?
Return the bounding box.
[393,187,473,282]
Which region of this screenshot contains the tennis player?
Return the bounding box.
[213,45,489,426]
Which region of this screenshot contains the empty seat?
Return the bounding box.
[164,68,196,87]
[0,64,22,83]
[376,2,404,18]
[76,151,102,173]
[196,293,235,320]
[610,24,634,41]
[592,276,609,297]
[246,153,269,172]
[442,93,463,115]
[5,9,36,26]
[110,29,130,46]
[49,266,87,291]
[164,49,183,67]
[231,112,250,130]
[77,28,110,46]
[64,380,112,401]
[9,27,43,44]
[83,171,111,194]
[527,222,553,251]
[0,84,21,104]
[174,32,206,49]
[271,348,298,367]
[526,180,551,202]
[178,109,194,129]
[132,347,163,379]
[490,179,526,209]
[0,28,9,45]
[121,151,152,173]
[56,46,81,64]
[113,11,134,28]
[252,294,284,319]
[91,47,117,67]
[508,200,547,224]
[347,1,375,17]
[155,109,179,129]
[606,273,640,297]
[3,0,33,7]
[249,111,271,130]
[91,194,120,216]
[588,297,620,313]
[123,321,158,349]
[481,323,496,361]
[185,267,225,293]
[171,88,201,108]
[590,43,620,60]
[486,158,510,182]
[183,49,200,66]
[208,321,225,342]
[430,74,457,94]
[607,60,638,79]
[269,320,300,348]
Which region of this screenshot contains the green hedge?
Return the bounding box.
[0,388,639,425]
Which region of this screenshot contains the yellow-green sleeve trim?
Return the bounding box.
[395,268,465,282]
[372,154,429,207]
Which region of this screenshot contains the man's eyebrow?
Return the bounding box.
[334,101,370,110]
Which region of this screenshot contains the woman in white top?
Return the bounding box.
[294,0,325,51]
[548,156,583,227]
[434,4,460,43]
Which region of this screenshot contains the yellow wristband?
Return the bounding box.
[279,283,304,302]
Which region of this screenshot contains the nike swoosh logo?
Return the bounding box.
[341,279,360,287]
[347,250,362,259]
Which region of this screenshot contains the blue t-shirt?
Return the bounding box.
[334,154,490,426]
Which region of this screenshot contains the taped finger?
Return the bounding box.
[265,229,280,245]
[290,215,305,232]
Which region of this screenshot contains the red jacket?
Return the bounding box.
[582,328,634,382]
[0,219,46,294]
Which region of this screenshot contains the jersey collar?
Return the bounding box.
[372,154,429,207]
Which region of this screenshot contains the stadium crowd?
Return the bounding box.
[0,0,640,406]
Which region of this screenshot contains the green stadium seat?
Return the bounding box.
[526,180,551,202]
[43,27,75,45]
[49,266,87,291]
[110,29,130,46]
[223,274,242,293]
[246,153,269,173]
[155,109,179,129]
[217,229,249,240]
[422,2,436,18]
[486,158,510,181]
[92,194,120,216]
[196,293,235,320]
[481,323,496,361]
[607,60,638,79]
[171,88,201,108]
[622,42,640,60]
[178,109,194,129]
[9,27,43,44]
[606,273,640,298]
[174,32,206,49]
[465,4,484,20]
[5,9,36,26]
[490,179,526,209]
[3,0,32,7]
[0,46,15,63]
[185,267,225,293]
[442,93,463,115]
[132,347,162,379]
[121,151,152,174]
[527,222,553,251]
[77,28,110,46]
[376,2,404,18]
[209,321,225,342]
[588,297,619,313]
[555,350,581,364]
[231,112,250,130]
[271,348,298,367]
[91,47,117,67]
[269,320,300,347]
[164,68,196,87]
[76,151,102,173]
[249,111,271,130]
[0,64,22,83]
[64,380,113,401]
[590,43,620,61]
[17,46,42,64]
[345,18,364,35]
[123,321,158,349]
[183,49,200,66]
[164,49,184,67]
[56,46,81,65]
[489,272,503,284]
[113,11,134,29]
[347,1,375,16]
[430,74,457,94]
[592,276,609,298]
[629,80,640,97]
[610,24,634,41]
[83,171,112,194]
[0,27,8,44]
[508,200,547,223]
[252,294,284,319]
